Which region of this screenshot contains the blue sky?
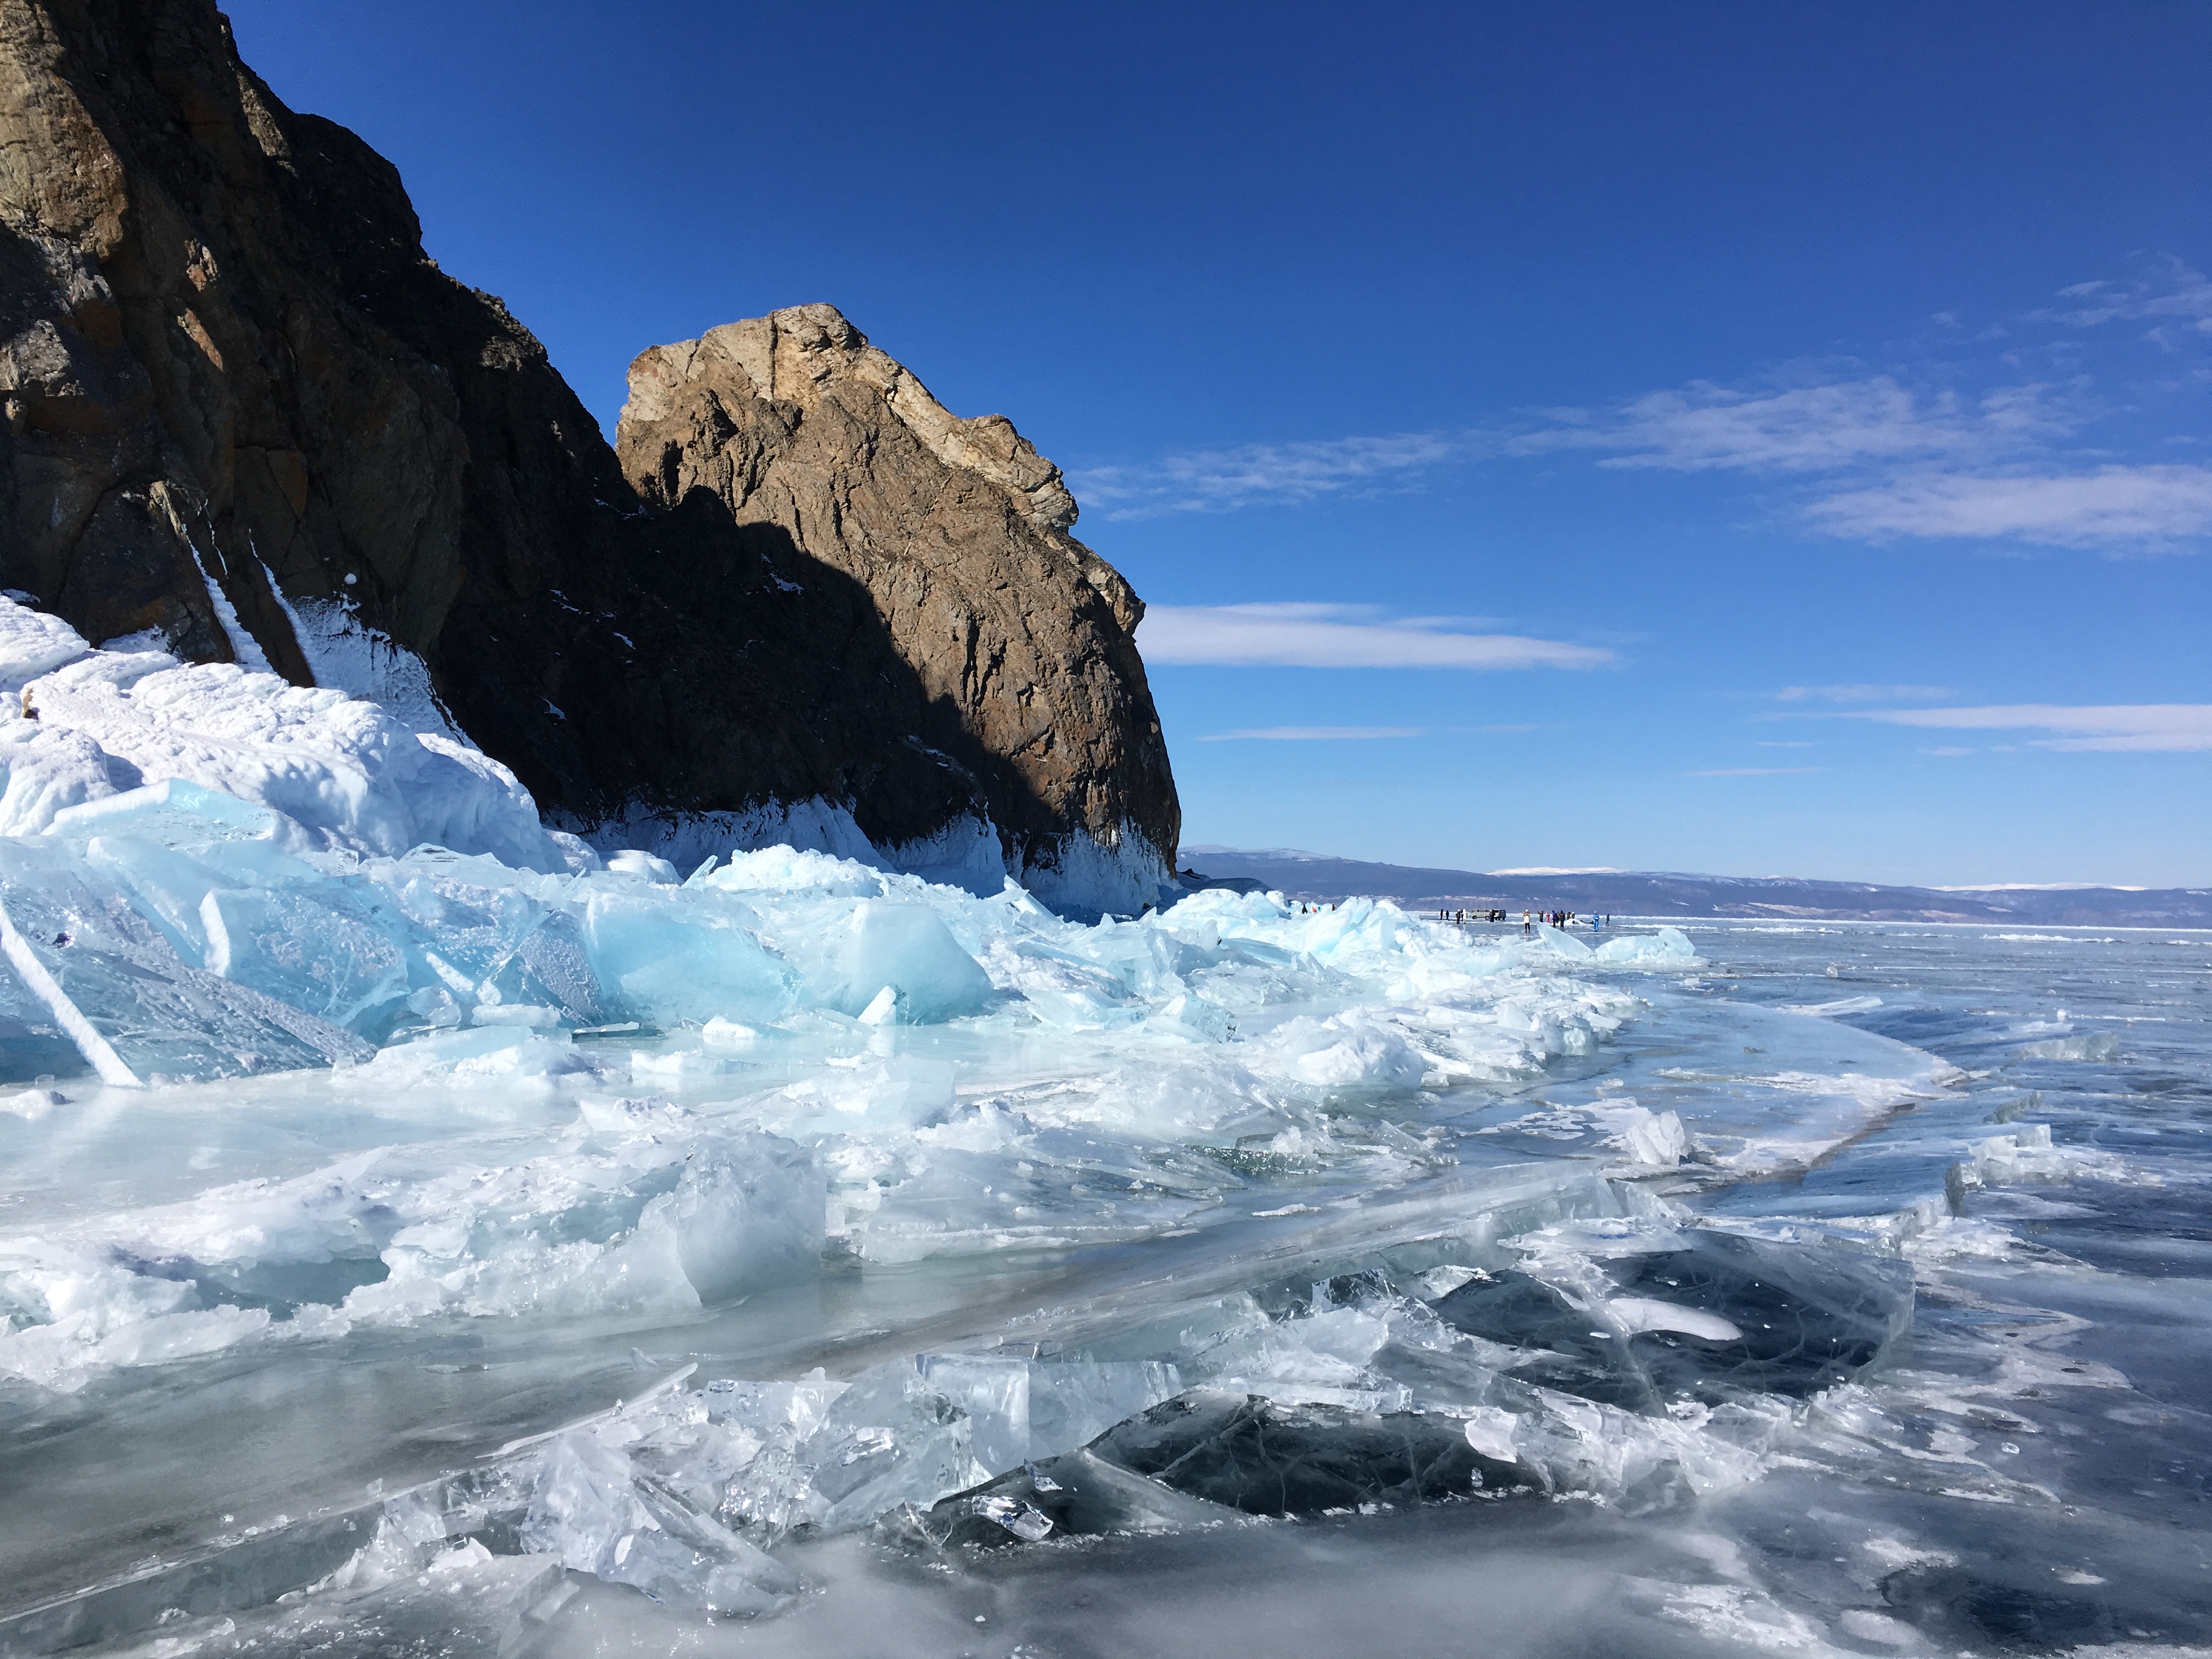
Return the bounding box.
[228,1,2211,887]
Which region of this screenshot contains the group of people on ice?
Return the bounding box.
[1436,907,1611,933]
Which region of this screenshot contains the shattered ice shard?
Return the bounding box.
[521,1432,797,1615]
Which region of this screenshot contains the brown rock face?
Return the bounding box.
[618,307,1177,890]
[0,0,1178,907]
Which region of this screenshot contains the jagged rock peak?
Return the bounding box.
[616,305,1178,897]
[626,305,1082,538]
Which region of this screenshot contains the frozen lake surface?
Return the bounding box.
[3,900,2207,1658]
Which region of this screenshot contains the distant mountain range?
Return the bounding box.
[1178,847,2212,927]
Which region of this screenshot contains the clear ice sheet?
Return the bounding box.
[0,817,2207,1658]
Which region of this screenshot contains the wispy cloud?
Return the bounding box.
[1684,766,1825,777]
[1509,370,2212,551]
[1138,603,1614,670]
[2034,258,2212,345]
[1851,704,2212,753]
[1069,432,1479,520]
[1804,464,2212,549]
[1773,684,1957,703]
[1513,376,2062,474]
[1198,725,1425,741]
[1071,261,2211,555]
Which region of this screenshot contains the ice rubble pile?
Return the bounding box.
[0,837,1684,1389]
[0,590,1757,1624]
[0,604,1706,1385]
[0,787,1684,1090]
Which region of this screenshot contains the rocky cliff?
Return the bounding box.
[0,0,1178,911]
[618,307,1177,900]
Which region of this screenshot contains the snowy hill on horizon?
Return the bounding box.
[1178,846,2212,927]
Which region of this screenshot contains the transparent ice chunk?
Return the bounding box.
[1026,1358,1186,1460]
[520,1432,795,1615]
[815,900,994,1023]
[628,1131,826,1304]
[583,887,793,1026]
[916,1353,1032,1476]
[791,1359,996,1530]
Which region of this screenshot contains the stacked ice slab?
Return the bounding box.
[0,597,540,1084]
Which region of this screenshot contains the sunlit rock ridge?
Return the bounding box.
[0,0,1177,915]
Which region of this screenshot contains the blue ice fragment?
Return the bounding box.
[81,834,228,964]
[372,857,617,1025]
[582,889,793,1027]
[0,839,372,1084]
[820,900,992,1023]
[478,907,614,1027]
[48,777,296,854]
[200,886,410,1032]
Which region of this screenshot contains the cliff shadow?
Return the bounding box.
[560,484,1065,872]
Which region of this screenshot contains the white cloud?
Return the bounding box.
[1684,766,1824,777]
[2036,259,2212,342]
[1773,684,1957,703]
[1805,464,2212,549]
[1138,604,1614,670]
[1513,376,2064,475]
[1067,266,2209,557]
[1507,371,2212,552]
[1852,704,2212,753]
[1198,725,1425,741]
[1069,432,1476,520]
